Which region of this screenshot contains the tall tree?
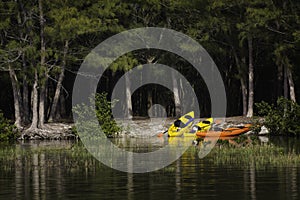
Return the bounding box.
[185,0,251,116]
[8,63,22,129]
[46,4,92,121]
[111,55,138,118]
[270,0,299,102]
[38,0,46,128]
[0,0,25,129]
[235,0,271,117]
[246,35,254,117]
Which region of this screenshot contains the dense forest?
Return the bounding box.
[0,0,299,131]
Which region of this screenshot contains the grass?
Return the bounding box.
[1,137,300,172]
[201,141,300,169]
[0,141,105,172]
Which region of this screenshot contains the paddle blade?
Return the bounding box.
[157,133,163,137]
[157,130,168,137]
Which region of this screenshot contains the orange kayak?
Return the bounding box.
[196,124,251,137]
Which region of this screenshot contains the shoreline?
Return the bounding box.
[16,116,257,140]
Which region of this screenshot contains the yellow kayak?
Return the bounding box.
[184,118,213,137]
[168,111,195,137]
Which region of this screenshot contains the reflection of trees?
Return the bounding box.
[270,137,300,154]
[249,161,256,200]
[290,167,297,198]
[33,154,40,199]
[13,142,74,198]
[10,141,137,198]
[1,139,300,199]
[15,150,22,199]
[127,139,134,200]
[175,159,181,200]
[279,166,298,199]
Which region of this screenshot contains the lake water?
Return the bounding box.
[1,120,300,199]
[0,139,299,200]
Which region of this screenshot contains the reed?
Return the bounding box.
[1,138,300,173]
[0,141,106,172]
[203,143,300,169]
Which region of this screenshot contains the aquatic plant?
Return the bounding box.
[204,141,300,169]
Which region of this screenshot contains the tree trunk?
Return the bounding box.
[246,36,254,118]
[49,40,68,122]
[59,92,66,119]
[179,78,186,113]
[277,63,283,98]
[241,78,248,116]
[38,81,46,128]
[22,54,30,124]
[8,64,22,129]
[275,21,283,99]
[38,0,46,127]
[284,66,288,99]
[286,67,296,102]
[172,70,181,117]
[29,69,39,130]
[125,72,133,119]
[139,90,143,116]
[233,49,248,116]
[146,57,155,117]
[16,5,29,125]
[147,89,153,117]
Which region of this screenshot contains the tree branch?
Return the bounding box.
[266,25,286,35]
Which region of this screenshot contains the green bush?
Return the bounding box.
[0,111,18,141]
[73,93,121,138]
[255,97,300,136]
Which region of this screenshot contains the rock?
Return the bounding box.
[259,125,269,135]
[258,136,269,143]
[244,130,254,136]
[19,123,77,140]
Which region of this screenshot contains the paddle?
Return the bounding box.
[157,130,168,137]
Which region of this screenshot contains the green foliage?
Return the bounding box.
[255,97,300,136]
[110,54,138,72]
[94,93,121,136]
[1,0,300,120]
[0,111,18,141]
[73,93,121,138]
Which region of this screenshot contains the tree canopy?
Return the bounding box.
[0,0,299,129]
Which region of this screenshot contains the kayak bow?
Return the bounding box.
[168,111,195,137]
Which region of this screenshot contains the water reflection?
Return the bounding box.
[13,141,72,200]
[0,137,299,199]
[270,137,300,153]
